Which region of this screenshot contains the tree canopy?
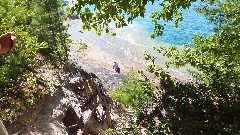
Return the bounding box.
[0,0,69,120]
[69,0,197,37]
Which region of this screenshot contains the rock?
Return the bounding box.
[5,68,117,134]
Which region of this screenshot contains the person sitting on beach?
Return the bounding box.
[0,32,16,54]
[113,62,120,73]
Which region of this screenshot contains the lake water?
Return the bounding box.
[113,1,214,46]
[67,1,214,46]
[68,1,214,81]
[135,2,214,45]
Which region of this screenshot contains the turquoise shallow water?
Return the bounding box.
[67,1,214,46]
[132,1,214,45]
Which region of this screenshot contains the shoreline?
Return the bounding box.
[68,30,148,89]
[68,20,192,89]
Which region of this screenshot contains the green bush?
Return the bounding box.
[111,71,155,115]
[104,0,240,134]
[0,0,69,120]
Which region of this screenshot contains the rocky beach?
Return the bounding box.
[68,20,191,90]
[68,20,149,90]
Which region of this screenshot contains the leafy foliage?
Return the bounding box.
[156,0,240,97]
[0,0,69,120]
[69,0,198,37]
[31,0,70,66]
[111,71,154,115]
[152,1,240,133]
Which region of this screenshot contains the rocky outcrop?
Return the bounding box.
[5,67,117,135]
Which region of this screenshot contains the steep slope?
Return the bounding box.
[5,65,118,135]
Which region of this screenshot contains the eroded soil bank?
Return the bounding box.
[5,65,119,135]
